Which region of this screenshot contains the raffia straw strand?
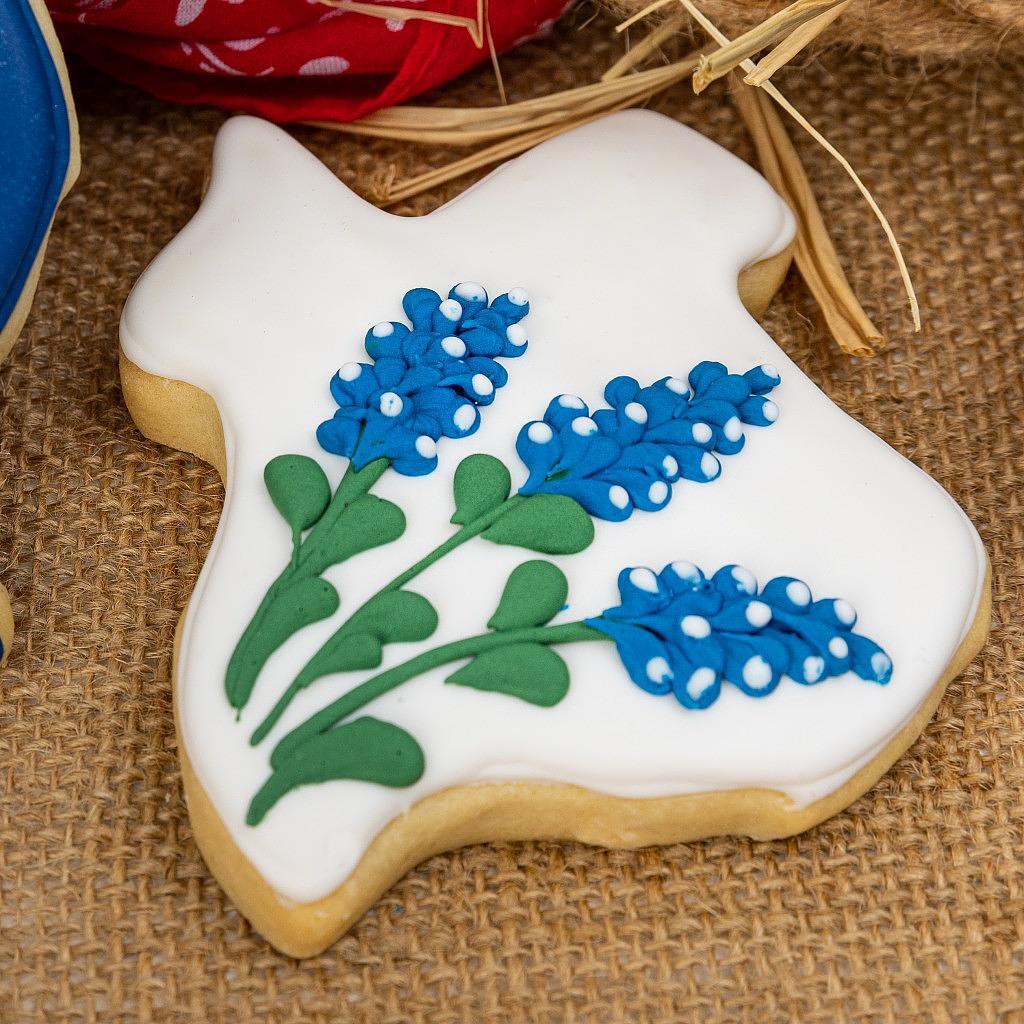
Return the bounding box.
[482,0,508,105]
[730,75,880,355]
[603,12,692,81]
[306,56,701,145]
[692,0,847,93]
[376,101,639,206]
[615,0,675,33]
[318,0,484,46]
[744,0,851,87]
[678,0,921,334]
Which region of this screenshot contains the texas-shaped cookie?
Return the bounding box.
[119,112,989,957]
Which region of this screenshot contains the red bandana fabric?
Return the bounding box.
[46,1,573,123]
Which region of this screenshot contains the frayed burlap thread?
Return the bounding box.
[603,0,1024,58]
[1,11,1023,1022]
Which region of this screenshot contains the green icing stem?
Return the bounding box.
[268,620,604,770]
[225,458,389,712]
[248,493,527,745]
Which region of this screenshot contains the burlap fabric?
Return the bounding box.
[2,10,1023,1021]
[603,0,1024,59]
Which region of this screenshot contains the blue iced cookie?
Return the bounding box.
[0,0,79,362]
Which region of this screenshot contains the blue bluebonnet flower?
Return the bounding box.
[586,561,893,709]
[317,283,530,476]
[514,361,780,521]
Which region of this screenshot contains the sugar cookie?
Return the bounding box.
[120,112,988,956]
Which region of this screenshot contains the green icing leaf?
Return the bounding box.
[346,589,439,645]
[303,493,406,576]
[488,560,568,631]
[247,716,425,825]
[451,454,511,526]
[264,455,331,538]
[447,643,569,707]
[294,590,438,688]
[226,577,340,709]
[482,494,594,554]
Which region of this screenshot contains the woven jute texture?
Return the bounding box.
[2,10,1023,1023]
[602,0,1024,59]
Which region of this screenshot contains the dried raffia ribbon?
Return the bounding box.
[730,75,880,355]
[744,0,852,87]
[317,0,508,103]
[372,96,644,206]
[677,0,921,347]
[307,55,701,146]
[692,0,849,93]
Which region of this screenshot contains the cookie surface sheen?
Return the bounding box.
[120,112,986,911]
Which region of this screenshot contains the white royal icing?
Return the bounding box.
[120,112,985,904]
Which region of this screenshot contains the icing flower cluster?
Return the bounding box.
[515,361,779,521]
[318,283,530,476]
[587,561,893,709]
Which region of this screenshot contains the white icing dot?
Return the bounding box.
[723,416,742,442]
[506,324,527,347]
[454,282,485,302]
[762,400,779,422]
[662,455,678,477]
[371,321,394,338]
[803,656,825,682]
[608,485,630,510]
[646,657,673,684]
[558,394,585,410]
[680,615,711,639]
[648,481,669,505]
[629,567,659,593]
[871,652,892,678]
[624,401,648,424]
[762,363,780,380]
[338,361,361,381]
[508,287,529,306]
[438,298,463,322]
[452,404,476,432]
[414,435,437,459]
[441,335,466,358]
[833,599,856,625]
[571,416,598,436]
[742,655,773,690]
[745,600,772,628]
[665,377,688,395]
[671,560,699,583]
[700,452,719,478]
[692,422,713,444]
[379,392,403,417]
[471,373,494,397]
[731,566,757,594]
[786,580,811,606]
[527,422,553,444]
[686,667,717,702]
[829,637,849,659]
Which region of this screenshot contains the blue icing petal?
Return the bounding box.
[542,476,633,522]
[847,634,892,683]
[544,393,589,430]
[611,565,669,616]
[594,561,893,707]
[738,394,779,427]
[449,281,488,316]
[321,283,528,475]
[488,290,530,325]
[402,287,442,329]
[743,363,781,394]
[604,375,641,407]
[688,361,728,394]
[584,618,674,696]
